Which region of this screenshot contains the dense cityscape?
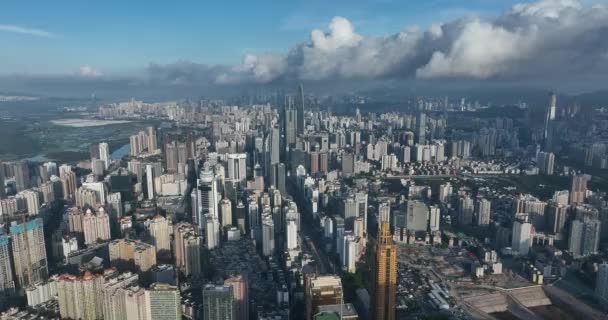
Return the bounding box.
[0,84,607,320]
[3,0,608,319]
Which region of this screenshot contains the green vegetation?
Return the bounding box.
[341,271,367,302]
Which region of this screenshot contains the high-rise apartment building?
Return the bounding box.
[569,217,601,257]
[146,127,158,152]
[595,263,608,305]
[109,239,156,274]
[224,275,248,320]
[512,216,532,255]
[102,272,139,320]
[458,195,475,226]
[0,233,15,307]
[475,198,491,226]
[99,142,111,171]
[145,283,182,320]
[147,214,171,256]
[10,219,47,289]
[12,161,30,192]
[56,272,104,320]
[82,207,111,245]
[203,284,235,320]
[570,174,588,204]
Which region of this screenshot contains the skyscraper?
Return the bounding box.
[0,165,5,199]
[145,283,182,320]
[416,112,427,145]
[174,222,202,277]
[13,161,30,192]
[262,215,275,256]
[90,142,100,160]
[227,153,247,183]
[475,198,491,226]
[224,275,248,320]
[537,151,555,175]
[372,222,397,320]
[595,263,608,305]
[146,164,156,200]
[570,174,588,204]
[165,142,178,173]
[282,96,298,146]
[103,272,140,320]
[458,195,475,226]
[146,126,158,152]
[82,207,111,245]
[568,217,601,257]
[57,272,104,320]
[547,202,568,234]
[269,163,286,196]
[297,83,305,134]
[203,284,235,320]
[10,218,48,289]
[220,198,233,227]
[205,213,220,249]
[544,92,557,151]
[512,216,532,255]
[148,214,171,256]
[99,142,111,170]
[193,166,220,232]
[0,232,14,307]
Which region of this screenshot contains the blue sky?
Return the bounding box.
[0,0,524,75]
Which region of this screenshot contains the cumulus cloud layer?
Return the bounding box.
[149,0,607,85]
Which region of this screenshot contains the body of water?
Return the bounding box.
[111,144,130,160]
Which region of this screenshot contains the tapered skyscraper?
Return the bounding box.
[544,92,557,151]
[372,222,396,320]
[297,83,305,134]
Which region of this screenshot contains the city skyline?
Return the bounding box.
[2,1,608,319]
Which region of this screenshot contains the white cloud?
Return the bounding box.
[0,24,55,38]
[146,0,608,85]
[78,65,102,77]
[416,19,534,78]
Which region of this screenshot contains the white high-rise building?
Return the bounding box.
[145,283,182,320]
[220,198,232,227]
[429,205,440,231]
[148,214,171,255]
[205,214,220,250]
[99,142,110,170]
[512,216,532,255]
[146,165,156,200]
[227,153,247,183]
[286,218,299,251]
